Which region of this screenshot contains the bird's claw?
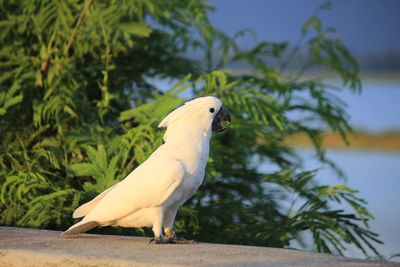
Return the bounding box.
[150,235,196,244]
[149,236,174,244]
[170,238,197,244]
[167,233,196,244]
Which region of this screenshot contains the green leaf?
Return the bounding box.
[67,163,98,176]
[118,22,152,37]
[302,16,322,34]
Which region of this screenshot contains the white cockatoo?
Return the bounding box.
[62,96,231,243]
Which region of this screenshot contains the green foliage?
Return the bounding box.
[0,0,382,257]
[0,83,23,116]
[264,170,381,255]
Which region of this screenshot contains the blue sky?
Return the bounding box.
[209,0,400,54]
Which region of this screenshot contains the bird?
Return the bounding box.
[61,96,231,244]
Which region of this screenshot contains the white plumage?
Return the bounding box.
[62,96,230,243]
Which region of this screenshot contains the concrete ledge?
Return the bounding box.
[0,226,393,266]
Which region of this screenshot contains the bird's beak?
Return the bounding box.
[212,106,231,132]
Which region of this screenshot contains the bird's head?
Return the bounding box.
[158,96,231,140]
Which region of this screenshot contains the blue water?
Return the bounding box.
[292,80,400,260]
[339,79,400,132]
[297,149,400,260]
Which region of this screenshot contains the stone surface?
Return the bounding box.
[0,226,396,266]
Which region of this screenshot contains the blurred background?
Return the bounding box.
[206,0,400,260]
[1,0,399,262]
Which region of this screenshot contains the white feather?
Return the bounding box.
[62,96,223,239]
[72,185,116,218]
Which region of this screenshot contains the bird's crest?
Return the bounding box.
[158,96,221,128]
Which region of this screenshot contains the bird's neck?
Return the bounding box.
[164,127,211,174]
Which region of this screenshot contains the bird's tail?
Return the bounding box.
[61,220,99,237]
[72,185,116,219]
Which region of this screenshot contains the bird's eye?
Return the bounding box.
[209,108,215,113]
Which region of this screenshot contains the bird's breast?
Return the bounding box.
[166,135,210,203]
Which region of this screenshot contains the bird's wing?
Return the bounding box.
[72,184,116,218]
[81,157,185,223]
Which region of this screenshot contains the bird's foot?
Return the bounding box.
[165,232,196,244]
[149,236,174,244]
[149,234,196,244]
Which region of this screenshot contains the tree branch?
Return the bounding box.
[63,0,93,56]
